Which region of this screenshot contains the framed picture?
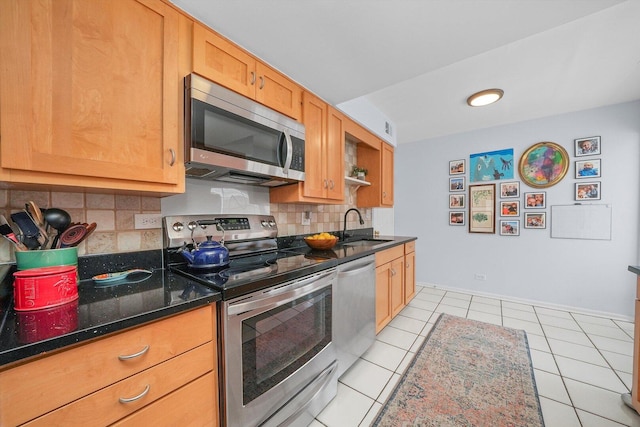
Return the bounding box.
[470,149,514,182]
[500,220,520,236]
[500,201,520,217]
[449,194,465,208]
[524,212,546,229]
[575,136,601,157]
[575,159,601,179]
[449,176,466,192]
[518,141,569,188]
[449,211,465,226]
[575,182,601,200]
[449,159,465,175]
[524,192,546,208]
[500,181,519,198]
[469,183,495,234]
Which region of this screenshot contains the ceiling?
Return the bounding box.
[170,0,640,144]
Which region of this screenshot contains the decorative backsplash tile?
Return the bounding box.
[0,141,372,261]
[0,190,163,263]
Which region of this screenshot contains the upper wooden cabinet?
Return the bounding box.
[355,139,394,207]
[0,0,184,194]
[192,23,302,121]
[270,94,344,204]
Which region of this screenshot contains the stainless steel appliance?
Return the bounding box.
[334,255,375,378]
[184,74,305,186]
[164,214,338,427]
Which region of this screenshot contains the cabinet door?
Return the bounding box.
[255,62,302,121]
[390,257,405,317]
[192,22,256,98]
[405,250,416,304]
[302,92,328,199]
[381,143,395,206]
[375,264,392,334]
[326,107,345,201]
[0,0,180,187]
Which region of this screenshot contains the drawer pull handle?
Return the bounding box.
[118,345,150,361]
[119,385,150,404]
[169,148,176,166]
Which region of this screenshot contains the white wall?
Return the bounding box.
[394,101,640,319]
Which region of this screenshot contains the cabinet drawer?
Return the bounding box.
[113,372,218,426]
[375,245,404,267]
[0,306,214,426]
[404,241,415,254]
[25,341,215,427]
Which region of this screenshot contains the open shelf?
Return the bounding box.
[345,176,371,204]
[345,176,370,187]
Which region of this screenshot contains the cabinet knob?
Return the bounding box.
[259,76,265,89]
[329,179,334,189]
[169,148,176,166]
[390,268,396,276]
[250,71,256,85]
[323,179,328,189]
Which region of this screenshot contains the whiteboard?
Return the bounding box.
[550,204,612,240]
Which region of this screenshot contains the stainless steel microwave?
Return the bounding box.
[184,74,305,187]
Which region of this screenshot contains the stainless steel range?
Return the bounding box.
[164,214,338,427]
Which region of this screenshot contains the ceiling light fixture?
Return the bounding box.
[466,89,504,107]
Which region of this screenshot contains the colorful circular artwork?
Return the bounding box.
[518,142,569,188]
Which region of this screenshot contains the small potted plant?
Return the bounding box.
[351,166,368,180]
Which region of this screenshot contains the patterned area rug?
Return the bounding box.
[373,313,544,426]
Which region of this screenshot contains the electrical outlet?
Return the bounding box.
[301,211,311,226]
[134,213,162,229]
[474,273,487,281]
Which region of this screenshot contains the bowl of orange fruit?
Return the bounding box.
[304,232,338,250]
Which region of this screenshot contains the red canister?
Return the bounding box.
[13,265,78,311]
[16,299,79,343]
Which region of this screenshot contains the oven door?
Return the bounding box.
[222,269,338,427]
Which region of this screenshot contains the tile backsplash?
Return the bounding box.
[0,142,374,262]
[0,189,162,263]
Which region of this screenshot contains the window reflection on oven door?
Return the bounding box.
[222,269,338,427]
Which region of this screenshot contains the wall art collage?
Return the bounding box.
[448,136,602,236]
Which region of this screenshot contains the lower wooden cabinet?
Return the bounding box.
[405,241,416,304]
[375,242,416,333]
[0,305,219,426]
[113,372,218,426]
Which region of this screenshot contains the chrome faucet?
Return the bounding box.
[342,208,365,241]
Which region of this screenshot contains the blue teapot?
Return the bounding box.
[180,236,229,269]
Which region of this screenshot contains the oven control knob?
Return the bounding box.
[261,220,268,228]
[268,220,276,227]
[172,222,184,232]
[187,221,198,231]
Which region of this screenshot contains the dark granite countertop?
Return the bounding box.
[0,250,220,368]
[0,236,416,368]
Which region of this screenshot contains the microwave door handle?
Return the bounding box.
[281,129,293,174]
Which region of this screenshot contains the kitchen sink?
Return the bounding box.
[341,239,393,247]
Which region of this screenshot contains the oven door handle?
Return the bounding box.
[260,360,338,427]
[227,269,335,315]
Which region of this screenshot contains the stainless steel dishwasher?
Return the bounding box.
[334,254,376,378]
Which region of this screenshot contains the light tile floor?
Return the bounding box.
[311,285,640,427]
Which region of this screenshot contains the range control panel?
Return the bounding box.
[163,214,278,248]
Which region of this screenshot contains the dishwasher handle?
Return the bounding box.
[337,256,375,278]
